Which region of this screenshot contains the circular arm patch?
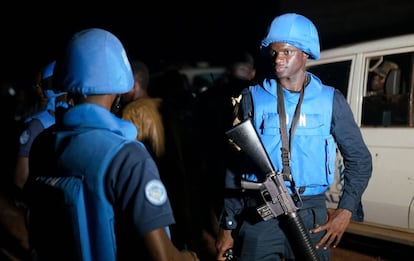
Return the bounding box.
[145,180,167,206]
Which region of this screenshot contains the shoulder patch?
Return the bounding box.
[145,180,167,206]
[19,129,31,145]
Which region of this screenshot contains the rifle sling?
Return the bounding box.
[277,82,306,200]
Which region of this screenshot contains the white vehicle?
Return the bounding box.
[307,34,414,246]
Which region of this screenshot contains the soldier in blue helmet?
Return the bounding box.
[24,28,199,261]
[215,13,372,260]
[14,60,68,189]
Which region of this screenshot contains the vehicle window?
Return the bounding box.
[307,60,351,98]
[192,72,224,94]
[362,52,414,127]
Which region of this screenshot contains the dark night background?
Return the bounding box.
[1,0,414,87]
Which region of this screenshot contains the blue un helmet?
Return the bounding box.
[40,61,68,111]
[42,61,58,100]
[55,28,133,96]
[261,13,320,60]
[42,61,55,81]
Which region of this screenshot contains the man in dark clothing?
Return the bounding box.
[215,13,372,261]
[192,51,257,259]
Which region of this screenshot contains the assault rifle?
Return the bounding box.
[225,119,320,261]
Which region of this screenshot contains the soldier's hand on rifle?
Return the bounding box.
[216,228,234,261]
[310,208,352,250]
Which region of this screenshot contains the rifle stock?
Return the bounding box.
[225,119,320,261]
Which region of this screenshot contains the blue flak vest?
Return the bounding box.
[246,73,337,196]
[29,128,134,261]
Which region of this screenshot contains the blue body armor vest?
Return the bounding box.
[57,129,131,260]
[246,73,337,196]
[27,104,139,261]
